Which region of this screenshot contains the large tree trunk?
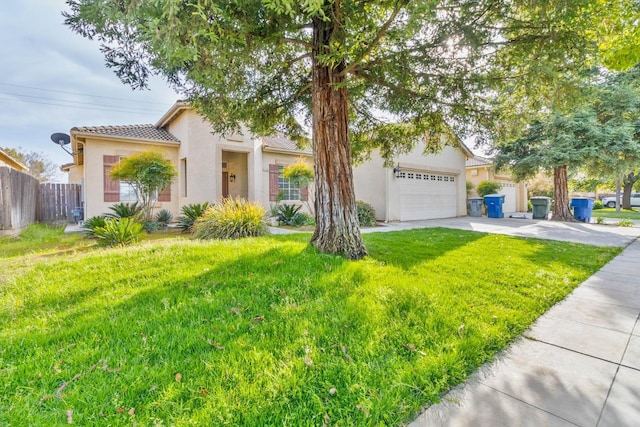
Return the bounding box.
[309,16,367,259]
[622,172,638,210]
[551,165,574,221]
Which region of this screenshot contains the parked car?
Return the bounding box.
[601,193,640,208]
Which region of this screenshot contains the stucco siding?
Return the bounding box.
[353,155,387,221]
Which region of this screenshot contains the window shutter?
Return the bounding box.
[301,186,309,201]
[269,164,280,201]
[103,155,120,202]
[158,185,171,202]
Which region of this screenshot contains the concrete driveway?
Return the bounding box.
[362,216,640,247]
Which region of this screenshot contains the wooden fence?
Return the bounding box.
[37,183,82,223]
[0,166,39,236]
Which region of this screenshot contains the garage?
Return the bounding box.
[398,171,458,221]
[499,182,517,213]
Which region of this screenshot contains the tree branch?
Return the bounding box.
[340,1,407,77]
[282,37,314,49]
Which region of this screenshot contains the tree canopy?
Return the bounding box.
[494,66,640,219]
[2,147,60,183]
[65,0,612,257]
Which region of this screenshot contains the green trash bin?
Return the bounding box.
[530,197,551,220]
[468,197,483,217]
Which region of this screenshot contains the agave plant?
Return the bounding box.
[92,217,144,247]
[105,202,143,220]
[277,204,304,226]
[81,215,107,237]
[176,202,210,232]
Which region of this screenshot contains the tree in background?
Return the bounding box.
[494,66,640,220]
[66,0,608,258]
[109,151,177,221]
[2,147,59,183]
[494,112,601,221]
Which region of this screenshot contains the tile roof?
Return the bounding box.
[262,133,312,154]
[465,155,493,168]
[71,124,179,142]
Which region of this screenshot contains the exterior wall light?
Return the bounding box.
[393,165,402,178]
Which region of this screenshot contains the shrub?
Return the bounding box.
[277,204,304,226]
[177,202,210,232]
[193,198,267,239]
[596,216,605,224]
[617,218,635,227]
[105,202,142,220]
[155,209,173,227]
[143,220,160,232]
[356,200,377,227]
[466,181,474,196]
[593,200,604,210]
[92,217,144,247]
[476,181,502,197]
[82,216,107,237]
[527,200,533,212]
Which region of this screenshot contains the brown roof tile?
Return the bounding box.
[71,124,179,142]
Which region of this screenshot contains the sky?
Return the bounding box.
[0,0,179,182]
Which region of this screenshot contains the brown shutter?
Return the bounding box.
[269,164,280,201]
[158,185,171,202]
[300,186,309,201]
[103,155,120,202]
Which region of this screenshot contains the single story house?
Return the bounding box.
[63,101,473,222]
[465,155,528,212]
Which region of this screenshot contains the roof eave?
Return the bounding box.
[71,131,181,147]
[262,146,313,156]
[155,100,190,128]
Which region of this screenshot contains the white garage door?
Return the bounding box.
[499,183,517,213]
[398,172,457,221]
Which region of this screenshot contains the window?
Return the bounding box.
[278,168,301,200]
[273,164,301,200]
[120,181,138,202]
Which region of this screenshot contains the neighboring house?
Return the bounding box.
[465,155,528,212]
[63,101,472,222]
[0,148,29,173]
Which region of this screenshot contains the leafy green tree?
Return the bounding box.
[495,67,640,220]
[494,112,601,221]
[2,147,59,182]
[65,0,602,258]
[109,151,177,221]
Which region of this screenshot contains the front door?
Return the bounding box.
[222,172,229,198]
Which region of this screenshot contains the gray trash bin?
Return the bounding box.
[468,197,483,217]
[530,197,551,220]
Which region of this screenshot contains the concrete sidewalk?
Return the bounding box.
[411,239,640,427]
[364,216,640,247]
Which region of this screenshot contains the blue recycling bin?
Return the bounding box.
[484,194,505,218]
[570,198,594,223]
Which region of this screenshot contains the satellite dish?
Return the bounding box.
[51,133,70,145]
[50,132,72,155]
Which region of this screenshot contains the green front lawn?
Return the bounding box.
[0,228,619,425]
[591,207,640,220]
